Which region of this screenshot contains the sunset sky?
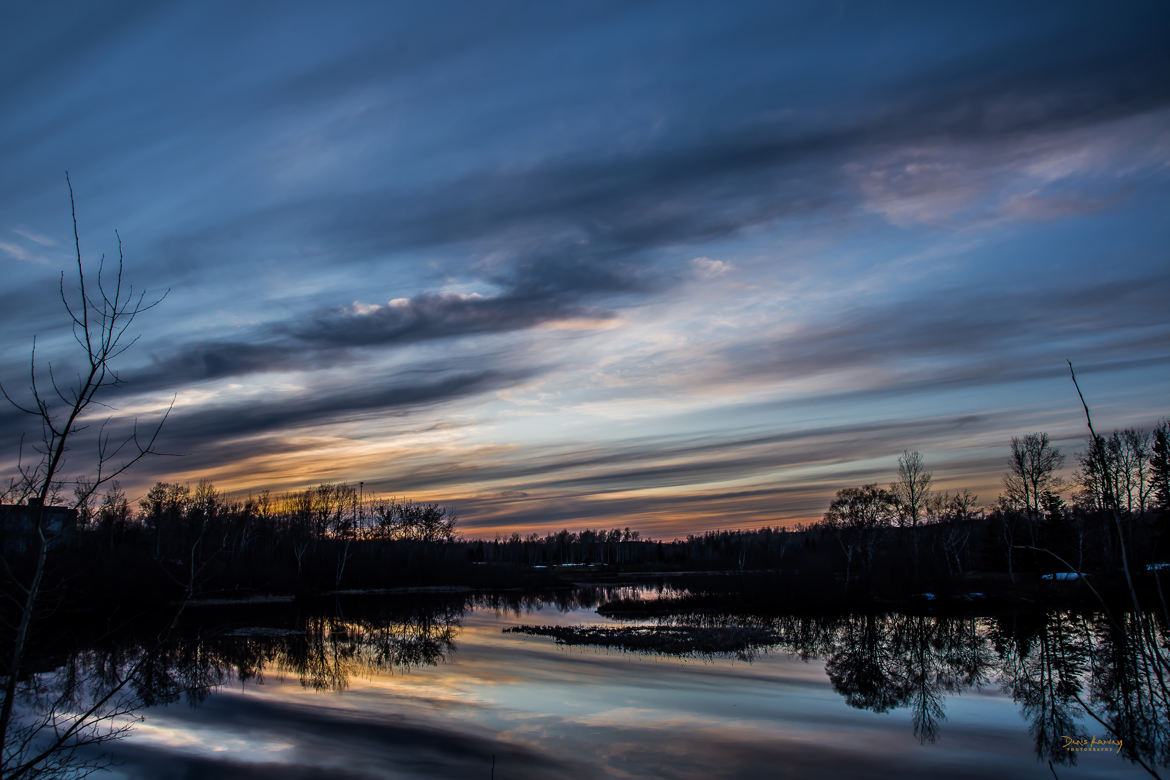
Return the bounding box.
[2,1,1167,538]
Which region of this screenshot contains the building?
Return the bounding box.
[0,499,78,556]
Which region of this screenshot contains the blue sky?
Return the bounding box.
[2,0,1168,536]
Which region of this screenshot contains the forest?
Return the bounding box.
[5,418,1167,614]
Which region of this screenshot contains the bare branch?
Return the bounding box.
[2,175,172,777]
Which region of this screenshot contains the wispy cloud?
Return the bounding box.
[11,227,56,247]
[2,2,1168,534]
[0,238,49,265]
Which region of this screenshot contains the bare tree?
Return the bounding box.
[891,450,933,579]
[892,450,933,527]
[0,176,170,779]
[1003,434,1064,518]
[1075,428,1155,516]
[1002,433,1064,549]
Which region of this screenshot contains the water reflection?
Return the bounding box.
[102,587,667,699]
[510,605,1168,775]
[821,614,990,744]
[990,610,1170,775]
[226,601,463,691]
[21,591,1168,778]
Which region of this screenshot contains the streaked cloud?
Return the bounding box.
[1,1,1167,535]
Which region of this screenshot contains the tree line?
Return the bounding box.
[34,480,463,601]
[15,415,1161,607]
[809,420,1170,598]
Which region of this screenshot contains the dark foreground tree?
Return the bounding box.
[0,176,170,779]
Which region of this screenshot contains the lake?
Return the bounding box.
[51,587,1161,778]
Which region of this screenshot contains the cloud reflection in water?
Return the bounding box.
[83,595,1153,779]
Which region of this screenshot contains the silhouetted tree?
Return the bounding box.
[1004,433,1064,522]
[891,450,933,579]
[1076,428,1155,516]
[1152,421,1170,512]
[95,483,131,551]
[1003,433,1064,570]
[370,499,456,544]
[823,484,895,588]
[139,482,190,558]
[931,489,979,575]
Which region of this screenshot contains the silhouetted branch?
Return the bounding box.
[1,175,171,778]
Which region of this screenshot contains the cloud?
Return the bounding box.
[715,270,1170,389]
[114,283,615,395]
[993,190,1122,222]
[691,257,733,279]
[150,366,537,449]
[139,7,1169,320]
[11,227,56,247]
[130,341,308,391]
[0,239,49,265]
[0,360,539,490]
[290,291,611,349]
[391,413,988,488]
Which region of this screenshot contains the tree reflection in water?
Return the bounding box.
[517,604,1168,775]
[821,614,991,744]
[205,597,466,692]
[13,592,1170,778]
[787,610,1166,773]
[2,596,467,777]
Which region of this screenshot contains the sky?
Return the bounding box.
[1,0,1168,538]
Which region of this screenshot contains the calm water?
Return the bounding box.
[53,588,1160,779]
